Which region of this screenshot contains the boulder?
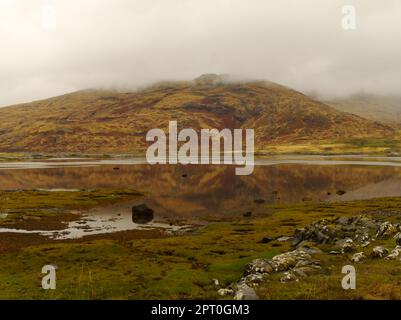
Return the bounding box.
[218,288,234,296]
[394,232,401,246]
[337,217,353,225]
[341,238,356,253]
[351,252,366,263]
[280,272,299,283]
[244,249,320,279]
[245,259,273,275]
[234,283,259,300]
[224,247,322,299]
[296,241,323,254]
[270,249,317,272]
[295,216,387,248]
[385,246,401,260]
[259,236,275,244]
[376,222,398,239]
[277,236,293,242]
[132,204,154,224]
[371,246,389,258]
[292,228,305,246]
[242,273,264,285]
[292,265,321,278]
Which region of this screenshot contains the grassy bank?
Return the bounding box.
[2,136,401,161]
[259,137,401,156]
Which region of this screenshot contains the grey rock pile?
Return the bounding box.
[293,216,401,252]
[218,249,321,300]
[218,215,401,300]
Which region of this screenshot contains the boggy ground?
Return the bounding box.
[0,189,143,230]
[1,190,401,299]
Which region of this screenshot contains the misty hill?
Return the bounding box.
[0,74,395,153]
[325,94,401,124]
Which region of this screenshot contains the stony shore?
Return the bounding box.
[219,215,401,299]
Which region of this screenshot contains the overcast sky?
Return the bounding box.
[0,0,400,107]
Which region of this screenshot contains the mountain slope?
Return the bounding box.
[0,75,395,153]
[324,93,401,124]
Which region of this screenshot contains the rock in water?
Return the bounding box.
[132,204,154,224]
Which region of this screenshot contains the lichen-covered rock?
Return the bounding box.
[354,232,370,244]
[270,254,298,272]
[226,248,321,299]
[341,238,356,253]
[292,265,321,278]
[376,222,398,239]
[244,259,273,275]
[371,246,389,258]
[241,273,265,287]
[233,283,259,300]
[394,232,401,246]
[351,252,366,262]
[292,215,382,248]
[385,246,401,260]
[219,213,401,300]
[280,272,299,283]
[218,288,234,296]
[292,228,306,246]
[270,249,315,272]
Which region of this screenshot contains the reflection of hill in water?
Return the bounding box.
[0,164,400,217]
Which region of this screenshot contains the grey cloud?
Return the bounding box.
[0,0,400,106]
